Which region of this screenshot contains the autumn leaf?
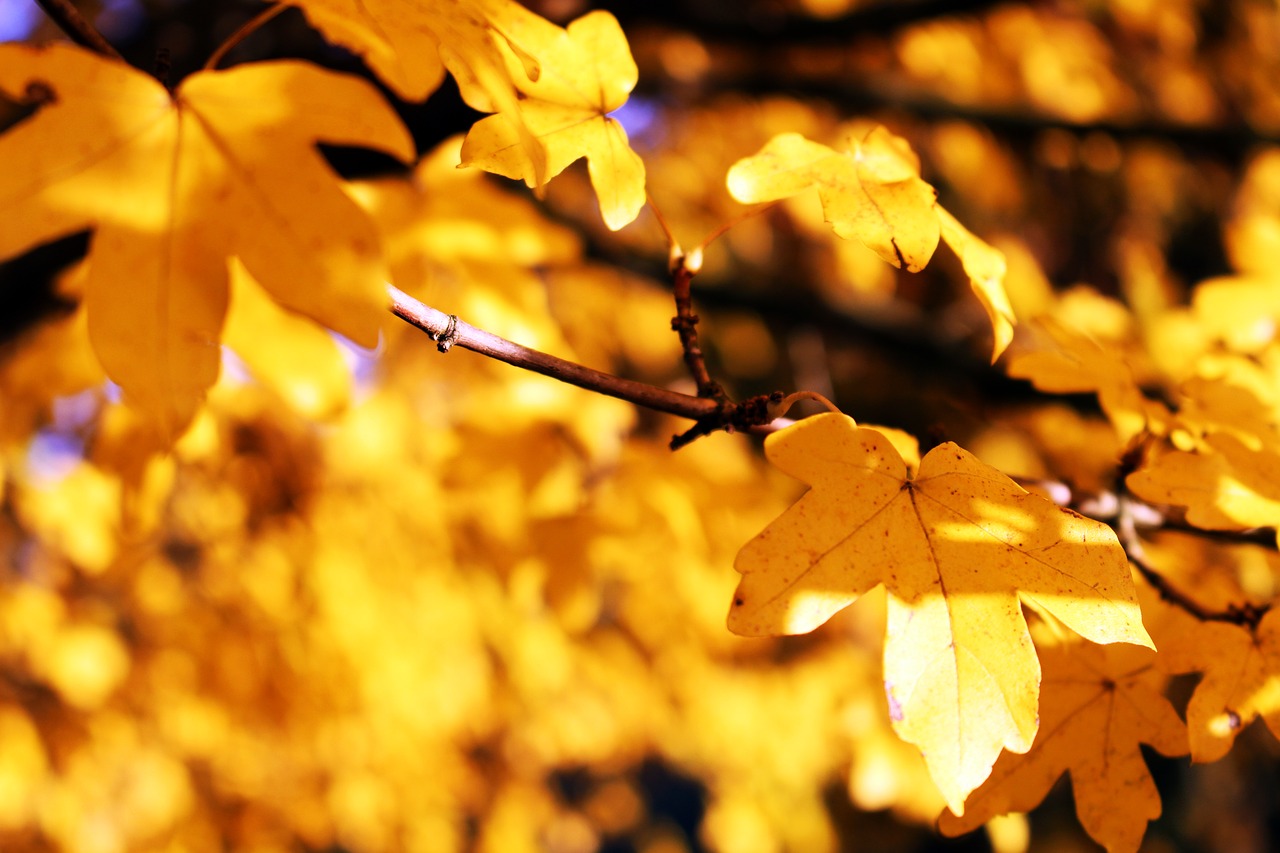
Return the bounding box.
[726,128,1015,360]
[1007,319,1168,444]
[727,128,940,271]
[1168,610,1280,762]
[939,632,1187,853]
[1192,276,1280,354]
[0,44,412,436]
[730,413,1152,811]
[460,10,646,231]
[1127,433,1280,536]
[938,207,1014,362]
[222,260,352,420]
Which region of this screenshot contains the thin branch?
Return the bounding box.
[34,0,124,60]
[388,285,718,421]
[389,286,788,449]
[669,252,724,401]
[204,3,286,71]
[1118,508,1266,628]
[693,202,776,255]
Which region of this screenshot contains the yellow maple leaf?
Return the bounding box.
[1192,276,1280,355]
[1139,579,1280,763]
[730,413,1152,811]
[938,207,1015,362]
[222,260,352,420]
[286,0,564,191]
[727,128,940,271]
[726,128,1015,360]
[1127,433,1280,534]
[1007,319,1167,444]
[284,0,545,104]
[1165,611,1280,762]
[460,11,646,231]
[0,44,412,437]
[939,632,1187,853]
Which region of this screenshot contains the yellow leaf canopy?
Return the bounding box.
[730,413,1152,811]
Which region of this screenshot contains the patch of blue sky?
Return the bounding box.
[609,96,664,149]
[0,0,40,42]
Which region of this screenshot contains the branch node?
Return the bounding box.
[669,391,788,450]
[435,314,460,353]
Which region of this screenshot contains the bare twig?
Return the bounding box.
[389,286,790,448]
[34,0,124,60]
[669,251,724,401]
[388,285,719,421]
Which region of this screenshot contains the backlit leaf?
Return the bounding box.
[0,45,412,436]
[726,128,940,270]
[938,206,1014,361]
[460,11,646,230]
[730,413,1152,811]
[726,127,1015,359]
[1007,319,1168,444]
[1127,433,1280,535]
[1143,588,1280,763]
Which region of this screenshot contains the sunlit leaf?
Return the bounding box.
[938,206,1014,361]
[1127,433,1280,536]
[461,11,646,230]
[222,260,352,420]
[0,44,412,436]
[730,413,1152,811]
[1007,319,1168,444]
[726,127,940,270]
[1141,580,1280,764]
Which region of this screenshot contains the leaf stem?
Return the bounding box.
[693,202,777,255]
[388,285,719,421]
[770,390,841,418]
[204,3,287,71]
[645,191,680,256]
[33,0,124,60]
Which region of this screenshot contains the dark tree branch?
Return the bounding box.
[669,252,725,401]
[608,0,1007,47]
[1119,507,1268,629]
[34,0,124,61]
[1018,468,1275,627]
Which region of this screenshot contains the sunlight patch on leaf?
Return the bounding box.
[731,413,1151,812]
